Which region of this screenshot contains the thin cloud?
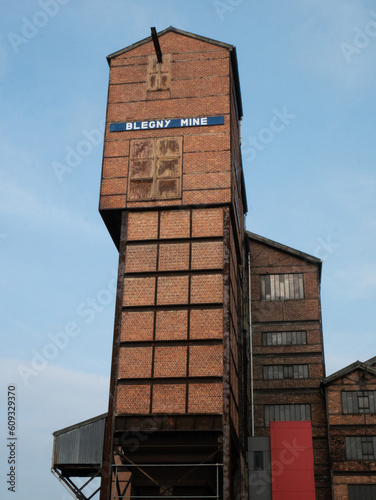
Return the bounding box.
[288,1,376,88]
[0,172,104,240]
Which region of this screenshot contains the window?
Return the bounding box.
[358,396,370,411]
[345,437,376,460]
[147,54,171,91]
[264,404,311,426]
[253,451,264,471]
[263,331,307,346]
[128,137,182,201]
[263,364,309,380]
[349,484,376,500]
[260,274,304,300]
[342,391,376,414]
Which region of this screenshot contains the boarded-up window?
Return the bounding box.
[264,404,311,426]
[349,485,376,500]
[128,137,182,201]
[342,391,376,414]
[263,364,309,380]
[263,331,307,346]
[260,273,304,300]
[147,54,171,91]
[345,436,376,460]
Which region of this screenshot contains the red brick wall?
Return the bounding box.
[100,30,248,500]
[326,369,376,500]
[99,31,233,212]
[249,236,331,499]
[115,208,227,415]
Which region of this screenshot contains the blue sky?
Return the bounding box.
[1,1,375,498]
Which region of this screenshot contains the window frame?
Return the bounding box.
[260,273,304,301]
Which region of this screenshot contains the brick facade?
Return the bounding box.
[99,27,249,500]
[249,233,332,499]
[323,359,376,500]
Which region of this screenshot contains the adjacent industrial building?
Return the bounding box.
[51,27,376,500]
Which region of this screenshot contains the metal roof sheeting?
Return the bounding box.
[52,414,106,466]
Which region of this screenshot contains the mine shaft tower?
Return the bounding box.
[98,26,250,499]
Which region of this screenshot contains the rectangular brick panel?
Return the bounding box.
[190,274,223,304]
[158,243,190,271]
[103,139,129,158]
[188,383,223,413]
[127,211,159,240]
[123,277,156,306]
[191,241,223,270]
[154,346,187,378]
[183,188,231,206]
[184,134,230,153]
[125,244,157,273]
[183,151,231,174]
[190,308,223,339]
[157,275,189,305]
[189,345,223,377]
[102,156,129,179]
[121,310,154,342]
[192,208,224,237]
[284,299,320,321]
[99,195,126,210]
[101,177,127,195]
[183,172,231,191]
[159,209,191,239]
[152,384,186,413]
[155,310,188,340]
[115,384,151,414]
[118,346,153,378]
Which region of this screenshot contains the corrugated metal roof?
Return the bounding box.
[52,414,107,466]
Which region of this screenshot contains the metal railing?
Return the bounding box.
[112,462,222,499]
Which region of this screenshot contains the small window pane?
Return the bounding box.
[254,451,264,471]
[359,396,370,411]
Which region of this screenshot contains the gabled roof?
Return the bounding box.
[364,356,376,367]
[53,413,107,436]
[246,231,322,266]
[322,360,376,386]
[107,26,243,119]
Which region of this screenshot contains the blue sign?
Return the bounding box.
[110,116,224,132]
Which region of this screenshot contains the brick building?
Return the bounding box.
[98,26,250,500]
[50,27,374,500]
[322,357,376,500]
[247,232,331,500]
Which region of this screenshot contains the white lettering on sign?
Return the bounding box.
[110,116,224,132]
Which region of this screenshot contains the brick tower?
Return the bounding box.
[98,27,250,499]
[247,233,331,499]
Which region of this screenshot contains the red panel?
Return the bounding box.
[270,421,315,500]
